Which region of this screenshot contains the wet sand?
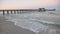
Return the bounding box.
[0,16,36,34]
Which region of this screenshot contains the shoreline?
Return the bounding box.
[0,15,36,34]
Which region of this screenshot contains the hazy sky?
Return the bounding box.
[0,0,60,9]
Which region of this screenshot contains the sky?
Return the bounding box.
[0,0,60,10]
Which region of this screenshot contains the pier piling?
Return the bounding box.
[11,10,13,14]
[14,10,16,14]
[20,10,21,13]
[3,10,5,15]
[7,10,9,14]
[17,10,19,14]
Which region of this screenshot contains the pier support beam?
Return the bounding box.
[7,10,9,14]
[20,10,21,13]
[17,10,19,14]
[14,10,16,14]
[3,10,5,15]
[11,10,13,14]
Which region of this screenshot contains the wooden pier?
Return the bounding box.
[0,10,22,15]
[0,8,55,15]
[0,9,38,15]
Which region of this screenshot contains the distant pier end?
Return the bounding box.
[39,8,46,12]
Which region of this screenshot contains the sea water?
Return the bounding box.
[5,14,48,34]
[0,11,60,34]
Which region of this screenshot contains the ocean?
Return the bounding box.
[0,11,60,34]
